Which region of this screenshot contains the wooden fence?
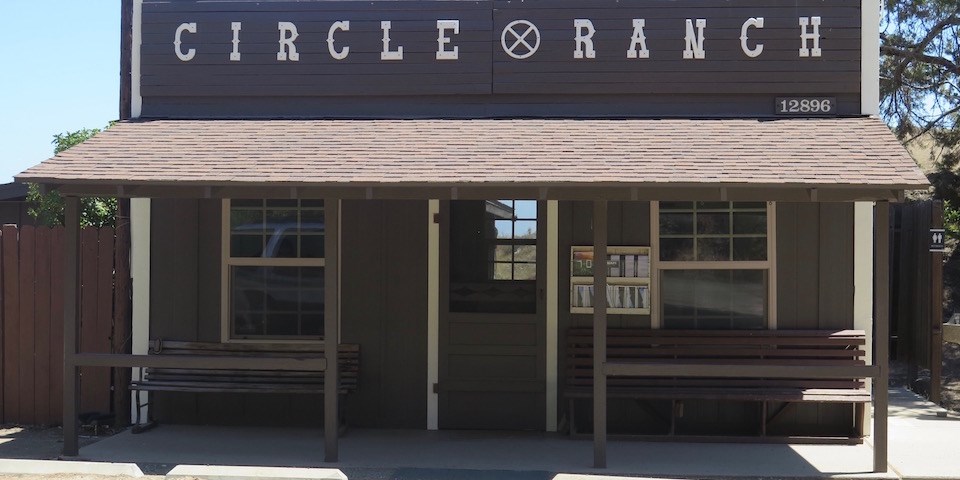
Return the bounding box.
[0,223,130,426]
[890,200,944,403]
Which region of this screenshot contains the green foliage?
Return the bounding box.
[880,0,960,202]
[945,200,960,241]
[26,126,118,228]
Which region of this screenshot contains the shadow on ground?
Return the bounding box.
[0,425,100,460]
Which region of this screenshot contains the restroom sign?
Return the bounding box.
[931,228,946,253]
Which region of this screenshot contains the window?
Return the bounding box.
[657,201,772,330]
[224,199,325,340]
[448,200,538,314]
[490,200,537,280]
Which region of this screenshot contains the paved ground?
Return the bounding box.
[884,389,960,480]
[2,388,958,479]
[78,424,892,479]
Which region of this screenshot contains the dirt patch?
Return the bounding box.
[0,476,162,480]
[940,342,960,412]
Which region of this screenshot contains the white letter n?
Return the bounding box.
[683,18,706,59]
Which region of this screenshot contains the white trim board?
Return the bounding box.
[854,202,875,435]
[546,200,559,432]
[427,199,440,430]
[861,0,880,115]
[130,198,151,424]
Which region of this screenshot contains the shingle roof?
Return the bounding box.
[16,117,928,190]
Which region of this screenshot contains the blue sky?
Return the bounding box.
[0,2,120,184]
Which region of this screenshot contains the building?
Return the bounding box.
[17,0,928,472]
[0,182,35,226]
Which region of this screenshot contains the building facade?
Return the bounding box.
[18,0,927,471]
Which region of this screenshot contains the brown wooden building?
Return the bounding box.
[17,0,928,472]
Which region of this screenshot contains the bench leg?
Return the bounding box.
[569,398,578,436]
[761,401,767,437]
[669,400,677,436]
[130,389,158,435]
[337,394,349,438]
[854,403,865,438]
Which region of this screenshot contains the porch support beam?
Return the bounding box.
[62,196,81,457]
[592,200,608,468]
[605,363,878,379]
[324,197,340,463]
[873,201,890,473]
[52,184,907,204]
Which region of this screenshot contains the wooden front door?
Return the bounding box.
[438,200,546,430]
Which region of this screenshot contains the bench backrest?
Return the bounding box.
[565,328,867,391]
[146,340,360,391]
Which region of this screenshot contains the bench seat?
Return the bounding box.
[129,340,360,431]
[563,327,871,440]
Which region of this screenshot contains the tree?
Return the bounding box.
[26,126,118,228]
[880,0,960,203]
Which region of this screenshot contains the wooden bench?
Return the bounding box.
[564,328,871,440]
[129,340,359,431]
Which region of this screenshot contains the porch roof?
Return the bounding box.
[16,117,928,201]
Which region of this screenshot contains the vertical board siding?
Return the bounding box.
[890,201,941,382]
[776,203,854,330]
[774,202,855,435]
[0,225,124,426]
[149,199,429,428]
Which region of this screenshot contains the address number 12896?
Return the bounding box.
[775,97,836,115]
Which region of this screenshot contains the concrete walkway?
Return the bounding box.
[68,388,959,480]
[882,388,960,480]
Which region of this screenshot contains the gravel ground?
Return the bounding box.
[939,342,960,412]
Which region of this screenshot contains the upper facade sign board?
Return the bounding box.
[139,0,862,116]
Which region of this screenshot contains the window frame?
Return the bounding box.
[488,199,538,281]
[220,199,326,343]
[650,201,777,330]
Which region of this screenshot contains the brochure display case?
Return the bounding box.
[570,246,651,315]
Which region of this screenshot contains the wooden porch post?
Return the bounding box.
[62,197,81,457]
[874,200,889,473]
[593,200,608,468]
[324,198,340,463]
[930,200,943,405]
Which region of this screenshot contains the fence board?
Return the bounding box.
[2,225,20,422]
[18,226,36,425]
[0,227,4,421]
[92,227,116,414]
[80,227,100,414]
[34,227,52,425]
[890,200,943,402]
[50,227,65,424]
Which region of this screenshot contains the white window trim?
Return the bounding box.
[650,201,777,330]
[220,199,325,344]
